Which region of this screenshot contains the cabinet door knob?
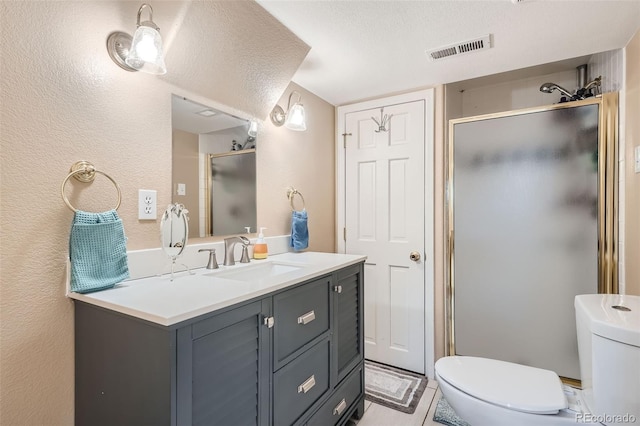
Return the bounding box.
[263,316,274,328]
[334,285,343,293]
[297,375,316,394]
[297,310,316,325]
[333,398,347,416]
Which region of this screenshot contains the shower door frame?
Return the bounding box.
[445,93,619,369]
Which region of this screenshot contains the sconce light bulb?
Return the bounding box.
[248,120,259,138]
[125,25,167,75]
[135,34,158,62]
[285,104,306,131]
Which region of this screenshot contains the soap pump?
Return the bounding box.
[253,227,268,260]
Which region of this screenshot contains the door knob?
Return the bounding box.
[409,251,421,262]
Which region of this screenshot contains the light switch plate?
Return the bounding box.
[635,146,640,174]
[138,189,157,220]
[177,183,186,196]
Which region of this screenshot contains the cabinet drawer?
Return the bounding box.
[274,277,331,367]
[274,339,331,426]
[306,364,363,426]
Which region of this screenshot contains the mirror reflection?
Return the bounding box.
[171,94,257,238]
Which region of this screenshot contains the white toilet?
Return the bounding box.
[435,294,640,426]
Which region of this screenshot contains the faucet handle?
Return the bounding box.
[240,245,251,263]
[198,248,219,269]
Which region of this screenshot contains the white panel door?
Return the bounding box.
[344,100,425,373]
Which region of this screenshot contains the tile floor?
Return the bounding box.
[348,379,444,426]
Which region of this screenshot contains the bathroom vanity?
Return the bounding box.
[71,252,365,426]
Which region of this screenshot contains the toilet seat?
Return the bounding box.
[436,356,568,414]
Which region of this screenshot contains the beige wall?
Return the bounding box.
[172,129,200,238]
[257,82,336,253]
[625,29,640,295]
[0,2,330,424]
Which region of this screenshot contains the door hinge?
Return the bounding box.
[343,227,346,241]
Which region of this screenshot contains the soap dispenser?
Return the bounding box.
[253,227,268,260]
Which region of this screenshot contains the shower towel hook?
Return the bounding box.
[286,187,306,212]
[61,161,122,212]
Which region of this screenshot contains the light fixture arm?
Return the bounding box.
[287,91,302,110]
[136,3,159,30]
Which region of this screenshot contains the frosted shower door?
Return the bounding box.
[452,104,599,380]
[210,151,257,236]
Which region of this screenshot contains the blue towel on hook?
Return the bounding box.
[69,210,129,294]
[290,210,309,251]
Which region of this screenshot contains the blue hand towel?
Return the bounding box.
[69,210,130,294]
[290,210,309,251]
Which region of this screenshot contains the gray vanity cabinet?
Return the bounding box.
[74,261,364,426]
[176,299,272,426]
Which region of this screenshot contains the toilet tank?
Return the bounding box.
[575,294,640,424]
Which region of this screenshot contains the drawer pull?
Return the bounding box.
[297,310,316,325]
[333,398,347,416]
[297,375,316,394]
[334,285,343,294]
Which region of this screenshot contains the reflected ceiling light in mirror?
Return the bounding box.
[270,91,307,131]
[106,3,167,75]
[197,109,217,117]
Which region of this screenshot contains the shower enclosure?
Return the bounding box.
[207,150,257,236]
[447,94,618,381]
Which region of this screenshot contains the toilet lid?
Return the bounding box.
[436,356,568,414]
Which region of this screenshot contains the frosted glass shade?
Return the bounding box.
[125,26,167,75]
[285,103,306,131]
[248,120,259,137]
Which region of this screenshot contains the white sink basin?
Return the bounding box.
[206,261,304,282]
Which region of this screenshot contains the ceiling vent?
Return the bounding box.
[426,34,492,61]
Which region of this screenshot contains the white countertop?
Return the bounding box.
[68,252,366,326]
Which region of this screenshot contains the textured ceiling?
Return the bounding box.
[257,0,640,105]
[159,1,310,120]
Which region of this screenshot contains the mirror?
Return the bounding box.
[171,94,257,238]
[160,203,192,280]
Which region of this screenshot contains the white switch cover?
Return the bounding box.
[138,189,157,220]
[177,183,186,196]
[635,146,640,174]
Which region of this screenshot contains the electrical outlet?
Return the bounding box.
[138,189,157,220]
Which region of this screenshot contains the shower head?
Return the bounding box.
[539,82,573,98]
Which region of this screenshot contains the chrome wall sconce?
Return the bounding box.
[270,91,307,131]
[248,120,259,138]
[106,3,167,75]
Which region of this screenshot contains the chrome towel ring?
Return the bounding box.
[61,161,122,212]
[286,187,306,212]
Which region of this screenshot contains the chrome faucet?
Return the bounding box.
[223,236,250,266]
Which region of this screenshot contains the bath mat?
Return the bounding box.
[364,360,427,414]
[433,396,470,426]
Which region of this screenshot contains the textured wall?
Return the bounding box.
[625,30,640,295]
[160,1,309,120]
[0,2,323,424]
